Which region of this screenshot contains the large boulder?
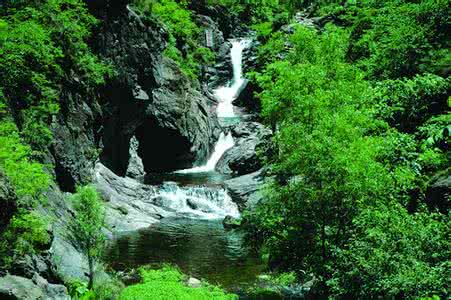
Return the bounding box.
[94,163,168,232]
[216,122,272,176]
[0,274,69,300]
[232,79,260,113]
[224,169,265,211]
[49,90,101,192]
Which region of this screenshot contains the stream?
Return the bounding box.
[105,39,265,291]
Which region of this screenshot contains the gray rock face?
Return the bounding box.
[232,79,260,113]
[50,93,101,192]
[216,122,272,176]
[224,169,265,211]
[94,163,167,232]
[126,136,144,178]
[91,5,218,174]
[0,274,69,300]
[137,58,219,173]
[0,170,17,231]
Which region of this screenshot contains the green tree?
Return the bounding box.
[67,186,106,289]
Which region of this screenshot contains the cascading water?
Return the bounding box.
[176,39,250,174]
[107,38,264,291]
[175,132,234,174]
[151,182,240,219]
[216,39,251,118]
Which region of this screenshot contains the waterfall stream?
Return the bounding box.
[175,39,250,176]
[216,39,251,118]
[106,38,264,291]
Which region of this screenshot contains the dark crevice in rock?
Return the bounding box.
[135,119,192,172]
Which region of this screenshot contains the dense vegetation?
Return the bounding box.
[0,0,110,270]
[239,0,449,298]
[0,0,448,299]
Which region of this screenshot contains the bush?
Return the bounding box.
[135,0,214,80]
[118,265,237,300]
[0,211,50,267]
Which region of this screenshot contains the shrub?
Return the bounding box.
[118,265,238,300]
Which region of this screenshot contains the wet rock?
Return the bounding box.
[224,169,265,211]
[94,163,169,232]
[232,79,260,113]
[216,122,272,176]
[136,57,219,173]
[0,274,69,300]
[222,215,242,229]
[187,277,202,288]
[126,136,144,178]
[207,42,233,88]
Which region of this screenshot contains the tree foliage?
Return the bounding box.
[245,1,450,296]
[67,185,106,290]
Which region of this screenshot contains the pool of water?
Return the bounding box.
[145,170,231,187]
[106,217,266,290]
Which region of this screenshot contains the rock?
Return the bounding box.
[206,42,233,88]
[88,4,219,175]
[232,79,260,113]
[0,275,44,300]
[216,122,272,176]
[32,274,70,300]
[222,215,242,229]
[195,15,225,52]
[126,136,145,178]
[10,253,55,283]
[224,169,265,211]
[187,277,202,288]
[49,85,102,193]
[94,163,168,232]
[0,170,17,231]
[426,172,450,213]
[136,57,219,173]
[0,274,69,300]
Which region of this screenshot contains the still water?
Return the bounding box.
[106,218,266,290]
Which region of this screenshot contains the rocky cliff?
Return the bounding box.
[49,0,220,193]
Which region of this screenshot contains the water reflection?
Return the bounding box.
[106,218,266,289]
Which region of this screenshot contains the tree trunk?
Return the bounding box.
[88,254,94,290]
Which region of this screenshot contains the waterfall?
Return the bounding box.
[152,182,240,219]
[216,39,251,118]
[175,132,234,174]
[175,38,250,174]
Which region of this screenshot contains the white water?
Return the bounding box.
[175,38,250,174]
[175,132,234,173]
[153,182,240,219]
[216,39,251,118]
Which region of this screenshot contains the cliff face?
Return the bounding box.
[49,0,219,192]
[3,0,222,289]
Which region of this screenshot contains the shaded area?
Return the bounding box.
[106,218,266,290]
